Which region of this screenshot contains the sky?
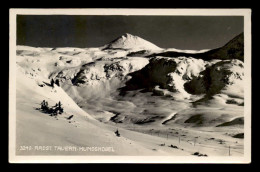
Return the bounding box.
[17,15,244,50]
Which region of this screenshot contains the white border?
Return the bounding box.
[9,8,252,164]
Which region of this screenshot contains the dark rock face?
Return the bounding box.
[119,57,178,95]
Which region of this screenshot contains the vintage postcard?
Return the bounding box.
[9,8,251,163]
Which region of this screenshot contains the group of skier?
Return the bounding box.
[40,100,64,116]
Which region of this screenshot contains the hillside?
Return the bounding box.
[146,33,244,61]
[15,33,244,157]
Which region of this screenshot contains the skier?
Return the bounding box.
[41,100,46,110]
[58,101,62,108]
[57,101,63,114]
[115,129,120,137]
[45,101,49,109]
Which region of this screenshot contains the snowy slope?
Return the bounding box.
[16,65,189,155]
[15,32,245,156]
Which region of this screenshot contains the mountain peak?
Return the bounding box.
[122,33,133,37]
[117,33,135,40]
[103,33,161,50]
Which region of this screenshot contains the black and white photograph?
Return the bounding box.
[9,9,251,163]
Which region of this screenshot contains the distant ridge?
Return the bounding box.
[203,32,244,61]
[147,32,244,61]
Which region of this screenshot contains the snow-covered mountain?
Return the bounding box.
[103,33,162,51]
[15,33,245,156]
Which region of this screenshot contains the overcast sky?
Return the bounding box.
[17,15,243,50]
